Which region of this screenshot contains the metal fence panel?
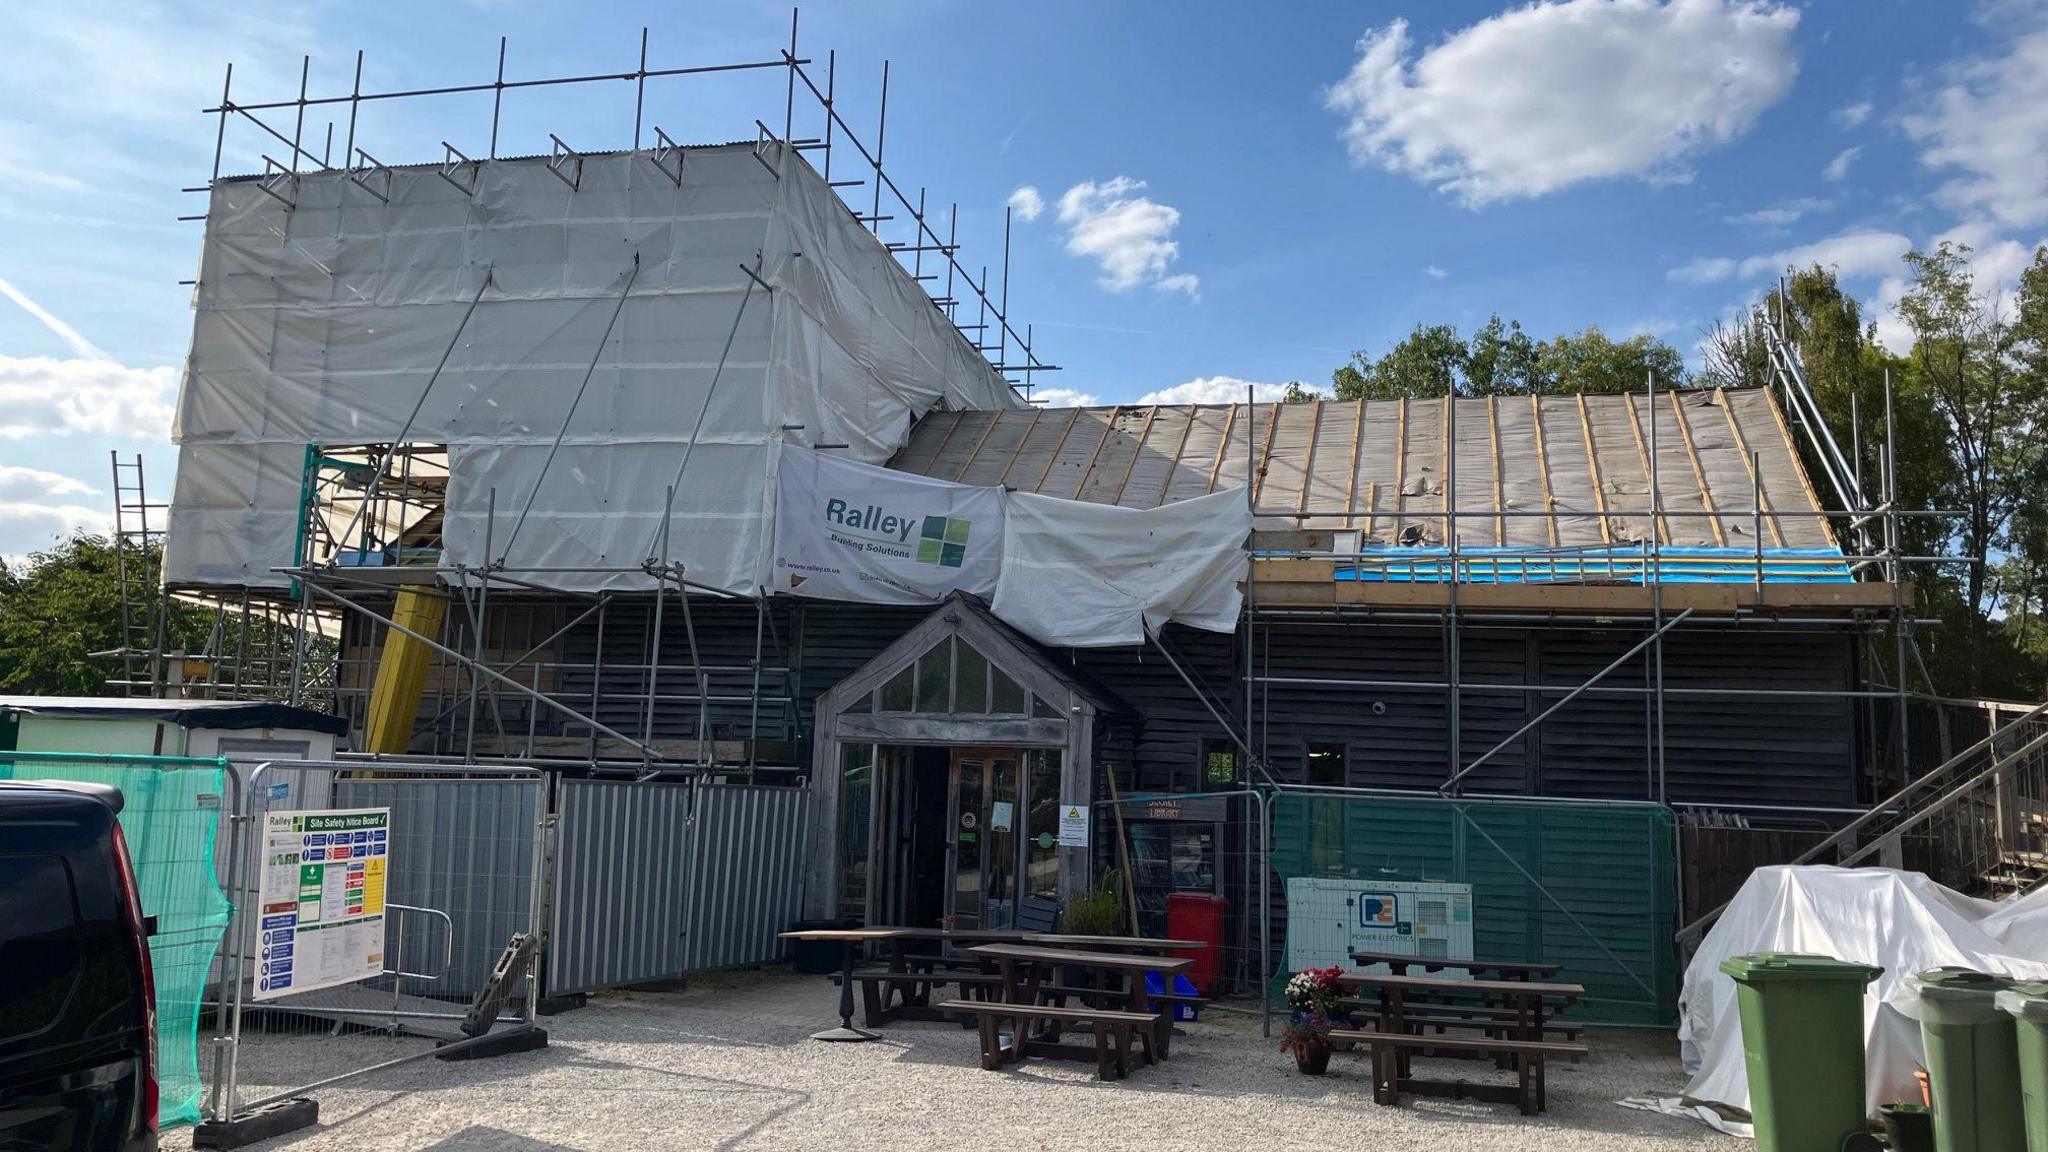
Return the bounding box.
[681,784,808,972]
[548,779,809,994]
[333,776,541,997]
[548,778,693,995]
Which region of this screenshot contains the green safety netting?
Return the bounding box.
[1270,791,1679,1026]
[0,751,234,1129]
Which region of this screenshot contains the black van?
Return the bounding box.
[0,781,158,1152]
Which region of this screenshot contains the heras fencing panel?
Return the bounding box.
[202,760,546,1139]
[0,750,236,1131]
[548,778,809,995]
[1269,791,1679,1026]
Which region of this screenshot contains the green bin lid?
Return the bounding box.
[1719,952,1884,983]
[1996,982,2048,1022]
[1914,967,2018,1003]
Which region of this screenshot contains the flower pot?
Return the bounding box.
[1880,1104,1934,1152]
[1294,1038,1332,1075]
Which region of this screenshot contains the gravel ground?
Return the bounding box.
[166,971,1742,1151]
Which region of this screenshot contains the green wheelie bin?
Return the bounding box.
[1721,952,1883,1152]
[1914,968,2024,1152]
[1997,982,2048,1152]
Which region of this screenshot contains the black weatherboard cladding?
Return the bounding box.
[372,594,1858,806]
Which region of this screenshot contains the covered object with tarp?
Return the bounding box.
[166,142,1018,595]
[1665,866,2048,1134]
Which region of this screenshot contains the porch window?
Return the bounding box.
[838,743,876,918]
[1024,749,1063,900]
[867,637,1038,717]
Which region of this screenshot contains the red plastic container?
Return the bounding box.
[1166,892,1228,994]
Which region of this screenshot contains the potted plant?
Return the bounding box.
[1058,872,1128,990]
[1879,1101,1933,1152]
[1280,965,1345,1074]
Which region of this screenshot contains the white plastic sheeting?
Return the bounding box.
[166,143,1016,592]
[991,486,1251,648]
[773,446,1003,604]
[1661,866,2048,1135]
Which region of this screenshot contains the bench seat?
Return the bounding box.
[1330,1029,1588,1115]
[943,1001,1163,1080]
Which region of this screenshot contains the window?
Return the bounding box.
[836,745,876,919]
[879,665,914,712]
[1306,743,1347,786]
[954,644,989,713]
[1024,750,1063,900]
[914,640,953,712]
[0,855,85,1043]
[990,666,1027,714]
[1202,740,1240,789]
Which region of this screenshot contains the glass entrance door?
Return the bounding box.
[946,749,1021,929]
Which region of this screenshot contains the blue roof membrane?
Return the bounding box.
[1331,546,1855,585]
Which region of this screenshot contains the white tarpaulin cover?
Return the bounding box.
[1654,866,2048,1135]
[166,143,1017,593]
[773,446,1002,604]
[991,486,1251,647]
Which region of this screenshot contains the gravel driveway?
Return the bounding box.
[166,970,1741,1151]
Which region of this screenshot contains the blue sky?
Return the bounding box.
[2,0,2045,559]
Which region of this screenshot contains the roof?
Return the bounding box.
[890,388,1835,552]
[0,696,350,736]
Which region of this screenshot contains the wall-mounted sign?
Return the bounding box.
[1058,804,1089,848]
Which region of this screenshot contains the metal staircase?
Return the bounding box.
[1679,698,2048,948]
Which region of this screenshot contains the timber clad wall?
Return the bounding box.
[350,598,1860,808]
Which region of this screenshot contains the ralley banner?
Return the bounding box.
[774,446,1003,604]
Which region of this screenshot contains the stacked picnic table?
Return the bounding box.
[779,926,1204,1081]
[1331,949,1588,1115]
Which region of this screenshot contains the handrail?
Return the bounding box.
[1790,696,2048,868]
[1676,695,2048,946]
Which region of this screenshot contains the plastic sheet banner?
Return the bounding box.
[992,486,1250,648]
[773,446,1003,605]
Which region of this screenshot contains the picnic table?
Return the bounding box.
[1347,950,1561,982]
[1022,934,1206,955]
[1333,972,1586,1115]
[778,927,906,1042]
[948,943,1194,1079]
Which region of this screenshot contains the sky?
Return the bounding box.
[2,0,2045,561]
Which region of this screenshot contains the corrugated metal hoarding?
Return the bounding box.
[549,778,809,995]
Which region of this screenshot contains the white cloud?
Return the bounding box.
[1725,196,1835,227]
[1325,1,1800,205]
[1424,265,1448,279]
[0,465,98,502]
[1007,186,1044,222]
[0,500,111,551]
[1900,24,2048,229]
[1822,146,1862,182]
[0,356,178,440]
[1028,386,1102,408]
[1833,100,1874,130]
[1055,177,1196,295]
[1153,273,1201,300]
[1136,377,1293,406]
[1669,228,1912,285]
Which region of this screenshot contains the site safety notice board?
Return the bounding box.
[253,807,390,1000]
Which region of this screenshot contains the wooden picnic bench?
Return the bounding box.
[841,927,1029,1027]
[1340,972,1587,1113]
[1328,1029,1588,1115]
[950,943,1195,1079]
[1347,949,1562,982]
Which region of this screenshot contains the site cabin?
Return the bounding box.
[152,135,1913,1000]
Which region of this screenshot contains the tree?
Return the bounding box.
[1894,242,2048,692]
[1331,318,1687,400]
[0,532,214,696]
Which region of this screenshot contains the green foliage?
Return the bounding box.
[1060,869,1127,936]
[1331,316,1687,400]
[0,532,214,696]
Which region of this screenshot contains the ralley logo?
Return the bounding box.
[915,515,971,568]
[824,497,971,569]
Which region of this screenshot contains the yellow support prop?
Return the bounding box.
[362,586,448,755]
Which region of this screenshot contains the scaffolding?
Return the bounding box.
[129,14,1986,827]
